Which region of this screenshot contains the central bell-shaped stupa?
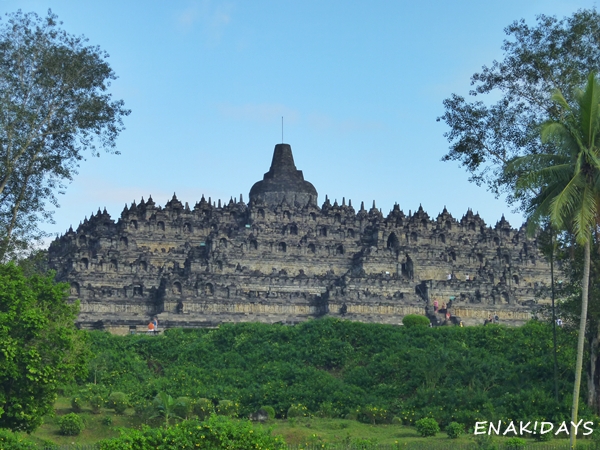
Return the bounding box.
[249,143,318,207]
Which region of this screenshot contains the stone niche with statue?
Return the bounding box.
[48,143,552,333]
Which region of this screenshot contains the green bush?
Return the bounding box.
[97,415,285,449]
[505,437,526,449]
[534,429,553,442]
[174,396,192,420]
[361,405,389,424]
[58,413,84,436]
[70,396,83,412]
[107,392,129,414]
[132,399,154,424]
[81,383,108,414]
[192,398,214,420]
[392,416,402,425]
[102,415,113,426]
[260,405,275,420]
[216,399,238,417]
[0,429,36,449]
[349,437,379,449]
[287,403,309,418]
[402,314,430,328]
[317,401,334,418]
[446,421,464,439]
[415,417,440,437]
[472,434,497,450]
[89,394,105,414]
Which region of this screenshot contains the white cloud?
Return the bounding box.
[175,0,234,44]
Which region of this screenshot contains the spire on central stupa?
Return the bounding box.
[249,143,318,207]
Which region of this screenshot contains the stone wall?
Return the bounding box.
[48,195,551,331]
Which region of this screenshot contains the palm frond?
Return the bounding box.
[571,185,596,244]
[541,122,575,148]
[549,172,585,230]
[577,72,600,148]
[550,89,572,112]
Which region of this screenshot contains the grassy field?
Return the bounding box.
[23,398,588,449]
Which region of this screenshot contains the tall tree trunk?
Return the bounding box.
[550,231,559,402]
[571,238,591,449]
[0,173,30,261]
[587,326,600,412]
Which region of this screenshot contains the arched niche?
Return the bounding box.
[70,282,80,296]
[387,232,400,250]
[173,281,182,295]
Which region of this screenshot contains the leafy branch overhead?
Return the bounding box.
[437,10,600,205]
[0,9,130,260]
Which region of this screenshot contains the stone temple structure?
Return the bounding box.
[48,144,552,333]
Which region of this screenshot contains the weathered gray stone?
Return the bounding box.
[48,143,552,332]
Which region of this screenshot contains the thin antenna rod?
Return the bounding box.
[281,116,283,143]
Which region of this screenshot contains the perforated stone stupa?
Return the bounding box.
[48,143,552,333]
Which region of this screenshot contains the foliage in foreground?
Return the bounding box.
[84,318,584,429]
[98,415,285,450]
[0,263,90,432]
[0,428,36,449]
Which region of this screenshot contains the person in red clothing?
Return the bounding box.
[147,321,155,334]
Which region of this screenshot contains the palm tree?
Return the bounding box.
[506,71,600,449]
[152,392,183,427]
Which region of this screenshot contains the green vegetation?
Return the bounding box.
[440,9,600,446]
[507,72,600,448]
[505,436,527,448]
[402,314,430,328]
[445,421,464,439]
[262,405,276,420]
[81,318,584,430]
[97,415,285,450]
[58,413,84,436]
[0,263,89,432]
[0,10,129,260]
[415,418,440,437]
[107,392,129,415]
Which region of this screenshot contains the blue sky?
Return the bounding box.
[3,0,598,240]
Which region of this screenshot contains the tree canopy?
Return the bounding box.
[505,72,600,448]
[0,264,90,432]
[0,9,129,260]
[437,9,600,206]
